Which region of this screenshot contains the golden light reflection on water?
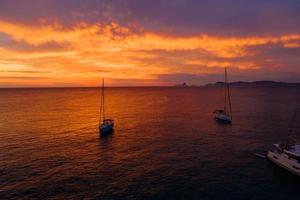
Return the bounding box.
[0,87,300,199]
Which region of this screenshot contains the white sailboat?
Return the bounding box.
[99,79,114,135]
[214,67,232,123]
[267,100,300,176]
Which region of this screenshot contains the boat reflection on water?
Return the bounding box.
[99,130,114,143]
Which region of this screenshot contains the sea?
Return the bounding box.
[0,87,300,199]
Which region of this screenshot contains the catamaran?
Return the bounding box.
[267,99,300,176]
[99,79,114,135]
[214,67,232,123]
[267,142,300,176]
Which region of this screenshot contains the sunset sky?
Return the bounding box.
[0,0,300,87]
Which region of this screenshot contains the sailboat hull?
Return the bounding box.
[214,112,232,123]
[99,124,114,135]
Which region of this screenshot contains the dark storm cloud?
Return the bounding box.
[121,0,300,36]
[0,0,299,36]
[0,0,126,25]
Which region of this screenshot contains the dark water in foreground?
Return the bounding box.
[0,87,300,199]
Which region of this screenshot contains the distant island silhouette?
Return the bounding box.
[174,81,300,88]
[175,82,188,87]
[204,81,300,88]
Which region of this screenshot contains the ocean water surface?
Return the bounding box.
[0,87,300,199]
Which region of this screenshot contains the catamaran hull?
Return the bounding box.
[99,124,114,135]
[267,151,300,176]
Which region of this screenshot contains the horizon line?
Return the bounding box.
[1,80,300,89]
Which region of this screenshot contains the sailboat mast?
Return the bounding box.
[226,68,233,121]
[102,78,105,120]
[99,78,105,125]
[224,67,227,112]
[289,95,300,135]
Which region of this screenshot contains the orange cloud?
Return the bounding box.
[0,20,299,86]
